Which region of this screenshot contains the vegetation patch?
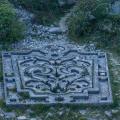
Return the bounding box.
[0,0,24,44]
[10,0,72,25]
[68,0,120,54]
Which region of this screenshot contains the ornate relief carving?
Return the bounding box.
[2,44,113,105]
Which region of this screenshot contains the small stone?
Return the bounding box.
[111,1,120,14]
[26,109,34,114]
[17,116,28,120]
[111,109,119,114]
[79,110,87,115]
[58,0,76,6]
[30,118,37,120]
[58,111,64,116]
[67,0,76,5]
[4,112,16,119]
[105,111,112,118]
[48,27,62,34]
[88,14,96,21]
[46,112,53,118]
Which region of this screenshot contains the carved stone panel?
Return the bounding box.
[2,44,113,105]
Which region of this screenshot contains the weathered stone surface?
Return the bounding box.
[17,116,28,120]
[104,111,112,118]
[48,27,63,34]
[2,44,112,105]
[111,1,120,14]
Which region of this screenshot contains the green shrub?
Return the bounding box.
[19,92,30,99]
[10,0,70,25]
[0,0,24,43]
[68,0,120,53]
[68,0,110,36]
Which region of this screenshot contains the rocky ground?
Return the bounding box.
[0,1,120,120]
[12,6,73,50]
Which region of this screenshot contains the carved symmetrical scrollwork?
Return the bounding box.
[2,44,113,105]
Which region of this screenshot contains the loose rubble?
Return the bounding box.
[12,7,73,50]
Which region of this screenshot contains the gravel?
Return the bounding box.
[12,7,74,50]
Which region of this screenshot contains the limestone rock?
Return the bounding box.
[4,112,16,119]
[104,111,112,118]
[111,1,120,14]
[48,27,62,34]
[58,0,76,6]
[17,116,28,120]
[79,110,87,115]
[30,118,37,120]
[111,109,119,114]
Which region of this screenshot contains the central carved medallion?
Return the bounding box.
[18,56,91,94]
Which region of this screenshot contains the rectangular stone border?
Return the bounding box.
[2,50,113,106]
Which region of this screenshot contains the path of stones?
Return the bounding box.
[12,6,73,50]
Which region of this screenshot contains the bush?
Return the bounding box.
[10,0,71,25]
[68,0,120,53]
[68,0,110,36]
[0,0,24,43]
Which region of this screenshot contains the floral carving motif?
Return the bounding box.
[18,47,92,94]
